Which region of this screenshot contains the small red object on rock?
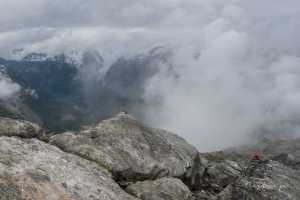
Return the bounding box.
[252,154,261,161]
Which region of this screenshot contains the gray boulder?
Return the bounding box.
[183,152,242,195]
[216,161,300,200]
[50,113,198,183]
[0,136,138,200]
[126,177,194,200]
[0,117,43,138]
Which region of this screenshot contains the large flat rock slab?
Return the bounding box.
[0,136,138,200]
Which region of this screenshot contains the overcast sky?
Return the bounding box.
[1,0,300,58]
[1,0,300,150]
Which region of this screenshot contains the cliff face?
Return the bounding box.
[0,114,300,200]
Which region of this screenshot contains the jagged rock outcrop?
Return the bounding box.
[50,113,198,184]
[0,136,138,200]
[0,115,300,199]
[183,147,300,200]
[183,152,242,198]
[216,160,300,200]
[126,177,193,200]
[0,117,43,138]
[272,153,300,170]
[0,97,42,125]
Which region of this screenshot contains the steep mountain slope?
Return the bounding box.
[0,57,84,131]
[0,49,170,131]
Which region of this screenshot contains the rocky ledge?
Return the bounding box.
[0,114,300,200]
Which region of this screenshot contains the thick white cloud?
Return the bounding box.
[1,0,300,150]
[0,71,20,100]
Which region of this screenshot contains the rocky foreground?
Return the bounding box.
[0,113,300,199]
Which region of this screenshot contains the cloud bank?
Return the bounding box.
[1,0,300,150]
[0,69,21,100]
